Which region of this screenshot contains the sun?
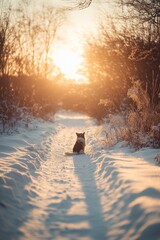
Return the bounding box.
[53,46,85,82]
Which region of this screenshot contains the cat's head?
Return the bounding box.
[76,132,85,139]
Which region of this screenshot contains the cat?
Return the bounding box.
[65,132,85,156]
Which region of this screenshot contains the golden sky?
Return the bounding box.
[11,0,116,82]
[12,0,116,44]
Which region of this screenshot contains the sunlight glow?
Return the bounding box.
[53,46,85,83]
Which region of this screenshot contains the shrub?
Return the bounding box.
[101,80,160,149]
[126,80,160,148]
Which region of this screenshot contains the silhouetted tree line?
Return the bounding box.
[0,0,159,134]
[0,0,65,132]
[83,32,160,115]
[82,0,160,117]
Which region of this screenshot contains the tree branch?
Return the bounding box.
[61,0,92,10]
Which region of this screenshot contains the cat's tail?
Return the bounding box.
[64,152,85,156]
[65,152,78,156]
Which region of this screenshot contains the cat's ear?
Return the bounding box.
[83,132,85,136]
[76,133,78,136]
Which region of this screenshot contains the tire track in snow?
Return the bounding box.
[19,112,107,240]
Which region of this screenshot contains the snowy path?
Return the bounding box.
[0,111,160,240]
[19,114,106,240]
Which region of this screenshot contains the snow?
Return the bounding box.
[0,110,160,240]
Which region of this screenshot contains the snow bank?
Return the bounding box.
[89,139,160,240]
[0,116,56,239]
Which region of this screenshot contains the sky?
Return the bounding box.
[10,0,116,81]
[11,0,115,40]
[10,0,116,47]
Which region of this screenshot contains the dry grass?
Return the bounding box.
[101,81,160,149]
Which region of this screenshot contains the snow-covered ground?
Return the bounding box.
[0,110,160,240]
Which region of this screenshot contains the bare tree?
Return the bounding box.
[61,0,92,10]
[12,1,65,78]
[118,0,160,41]
[0,0,12,76]
[119,0,160,24]
[39,5,65,77]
